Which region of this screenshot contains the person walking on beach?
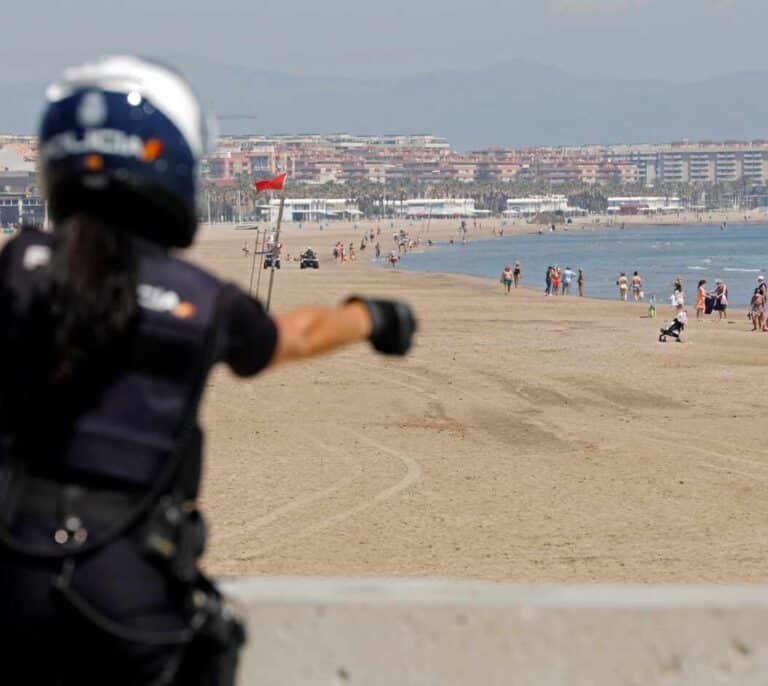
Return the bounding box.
[513,261,521,288]
[713,279,728,319]
[696,280,708,320]
[750,282,766,331]
[577,268,585,297]
[561,266,574,295]
[500,264,513,294]
[617,272,629,301]
[545,266,553,296]
[551,266,560,296]
[631,271,644,302]
[375,241,381,259]
[752,276,767,331]
[242,241,250,258]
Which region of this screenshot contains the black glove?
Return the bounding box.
[347,297,417,356]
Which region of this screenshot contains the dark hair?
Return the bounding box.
[697,280,706,288]
[48,215,138,379]
[1,215,138,439]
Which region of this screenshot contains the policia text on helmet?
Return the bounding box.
[0,56,416,686]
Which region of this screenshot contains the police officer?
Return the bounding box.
[0,56,416,685]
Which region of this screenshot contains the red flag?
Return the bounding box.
[254,172,288,193]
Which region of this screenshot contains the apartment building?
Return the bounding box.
[606,141,768,185]
[203,136,768,187]
[204,146,277,180]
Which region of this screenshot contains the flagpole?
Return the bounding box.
[248,228,260,296]
[254,227,267,298]
[265,192,285,312]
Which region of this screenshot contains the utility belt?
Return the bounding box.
[1,474,245,685]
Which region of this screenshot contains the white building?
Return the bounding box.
[400,198,479,218]
[606,196,683,214]
[262,198,361,222]
[505,195,570,216]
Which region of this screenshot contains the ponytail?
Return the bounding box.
[47,214,138,383]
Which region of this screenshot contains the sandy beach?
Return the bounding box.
[186,217,768,583]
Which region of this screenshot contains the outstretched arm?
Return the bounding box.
[270,298,416,366]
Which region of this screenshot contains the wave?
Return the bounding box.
[723,268,761,273]
[687,266,707,271]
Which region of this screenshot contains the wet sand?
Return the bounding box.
[188,219,768,583]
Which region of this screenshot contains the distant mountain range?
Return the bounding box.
[2,58,767,150]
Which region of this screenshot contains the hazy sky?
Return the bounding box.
[1,0,764,82]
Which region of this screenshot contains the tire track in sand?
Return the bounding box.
[235,431,421,561]
[642,431,768,480]
[215,437,362,545]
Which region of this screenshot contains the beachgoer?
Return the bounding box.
[671,289,685,307]
[577,268,584,297]
[617,272,629,301]
[561,266,574,295]
[551,266,560,296]
[389,250,399,268]
[513,261,521,288]
[713,279,728,319]
[758,277,768,331]
[375,242,381,259]
[0,54,417,685]
[545,266,552,296]
[750,285,766,332]
[631,271,644,302]
[242,241,250,257]
[500,264,513,294]
[696,280,708,320]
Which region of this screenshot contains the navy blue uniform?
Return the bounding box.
[0,228,277,685]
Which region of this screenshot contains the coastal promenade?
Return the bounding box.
[223,577,768,685]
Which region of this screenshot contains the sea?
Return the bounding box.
[396,223,768,305]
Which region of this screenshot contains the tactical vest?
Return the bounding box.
[0,231,223,561]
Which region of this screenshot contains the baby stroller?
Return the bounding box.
[659,309,687,343]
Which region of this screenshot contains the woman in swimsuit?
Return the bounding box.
[513,262,521,288]
[617,272,628,301]
[631,271,643,302]
[750,286,766,331]
[754,276,767,331]
[695,280,707,320]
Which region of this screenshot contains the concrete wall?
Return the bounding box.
[221,578,768,686]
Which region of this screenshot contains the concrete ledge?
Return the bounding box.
[221,578,768,685]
